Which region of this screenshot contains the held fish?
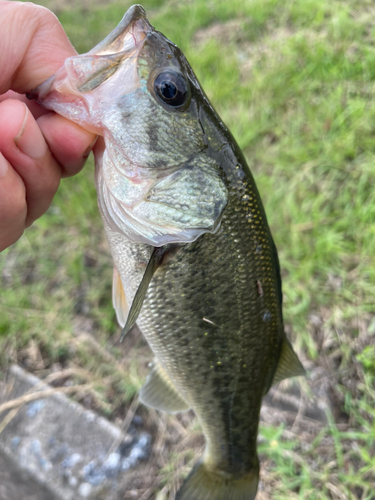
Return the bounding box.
[30,6,305,499]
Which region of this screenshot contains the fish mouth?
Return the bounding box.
[28,5,152,101]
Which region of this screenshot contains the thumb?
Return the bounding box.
[0,1,76,94]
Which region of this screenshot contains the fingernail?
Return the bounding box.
[14,103,47,159]
[0,152,8,178]
[83,135,99,158]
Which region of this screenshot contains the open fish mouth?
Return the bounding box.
[28,5,151,102]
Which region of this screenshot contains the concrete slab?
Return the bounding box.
[0,365,151,500]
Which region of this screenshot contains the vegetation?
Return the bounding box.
[1,0,375,498]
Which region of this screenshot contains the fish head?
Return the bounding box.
[30,5,228,246]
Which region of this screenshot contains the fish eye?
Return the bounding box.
[154,71,188,108]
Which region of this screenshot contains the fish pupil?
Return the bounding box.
[160,81,177,99]
[154,71,189,108]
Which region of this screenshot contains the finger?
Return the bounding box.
[0,2,76,94]
[37,113,97,178]
[0,91,97,174]
[0,90,49,119]
[0,99,60,226]
[0,153,27,251]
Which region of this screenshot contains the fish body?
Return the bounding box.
[31,6,305,499]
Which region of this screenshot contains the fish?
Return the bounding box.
[29,5,305,499]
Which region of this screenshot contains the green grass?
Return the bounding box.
[1,0,375,498]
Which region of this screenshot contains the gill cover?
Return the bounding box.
[29,4,228,247]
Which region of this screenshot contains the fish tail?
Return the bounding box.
[175,458,259,500]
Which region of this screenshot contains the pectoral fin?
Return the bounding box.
[140,359,190,413]
[120,247,165,341]
[272,339,305,386]
[112,267,129,328]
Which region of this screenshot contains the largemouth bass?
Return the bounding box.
[30,5,305,499]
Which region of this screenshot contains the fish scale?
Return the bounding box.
[137,166,282,473]
[30,5,305,499]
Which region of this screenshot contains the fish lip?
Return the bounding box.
[122,4,148,27]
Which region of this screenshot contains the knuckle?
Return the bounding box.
[18,2,58,24]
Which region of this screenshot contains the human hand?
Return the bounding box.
[0,1,97,251]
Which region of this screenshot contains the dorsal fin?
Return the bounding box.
[120,247,165,341]
[140,359,190,413]
[272,338,305,386]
